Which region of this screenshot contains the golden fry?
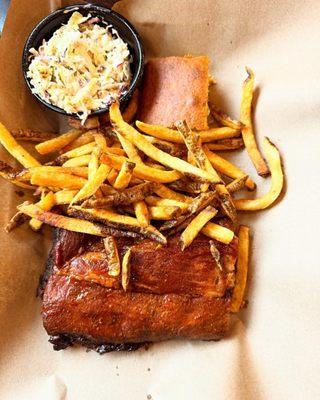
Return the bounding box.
[136,120,240,143]
[154,184,192,203]
[234,138,283,211]
[0,122,41,168]
[35,129,82,155]
[121,248,132,291]
[62,130,96,152]
[122,89,139,123]
[29,191,56,231]
[145,196,189,211]
[201,222,234,244]
[113,161,135,190]
[93,132,108,152]
[71,164,111,205]
[101,153,181,183]
[115,131,142,163]
[103,236,121,276]
[240,67,269,176]
[149,206,181,220]
[31,166,88,178]
[180,206,218,250]
[206,138,244,151]
[62,154,91,167]
[110,103,219,183]
[60,142,95,159]
[133,200,150,227]
[203,145,255,190]
[231,225,250,312]
[31,170,87,190]
[54,190,78,205]
[210,104,244,130]
[0,161,34,189]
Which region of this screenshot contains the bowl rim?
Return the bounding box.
[21,3,144,119]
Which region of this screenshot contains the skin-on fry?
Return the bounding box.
[82,182,157,208]
[103,236,121,276]
[226,176,248,193]
[206,138,244,151]
[61,130,96,152]
[68,206,166,244]
[234,138,283,211]
[145,196,189,211]
[149,206,181,220]
[11,129,56,142]
[168,179,202,195]
[29,191,56,231]
[70,164,111,205]
[113,161,135,190]
[110,103,219,183]
[180,206,218,250]
[203,145,255,190]
[209,240,223,270]
[121,248,132,291]
[5,211,30,233]
[18,203,140,238]
[0,161,34,189]
[35,129,82,155]
[154,183,192,203]
[231,225,250,312]
[201,222,234,244]
[31,170,87,190]
[122,89,139,123]
[210,104,244,130]
[240,67,269,176]
[93,132,108,152]
[101,153,181,183]
[142,135,185,157]
[62,154,91,167]
[54,190,78,205]
[133,200,150,227]
[135,120,240,144]
[0,122,41,168]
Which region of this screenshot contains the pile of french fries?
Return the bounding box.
[0,69,284,311]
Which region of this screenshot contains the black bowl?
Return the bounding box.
[22,3,144,119]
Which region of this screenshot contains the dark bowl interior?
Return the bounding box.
[22,3,144,119]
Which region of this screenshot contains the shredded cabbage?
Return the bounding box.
[27,11,132,123]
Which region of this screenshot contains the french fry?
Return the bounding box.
[203,146,255,190]
[68,206,166,244]
[113,161,135,190]
[121,248,131,291]
[154,183,192,203]
[234,138,283,211]
[70,163,111,205]
[35,129,82,155]
[11,129,56,142]
[149,206,181,220]
[0,122,41,168]
[31,166,88,178]
[122,89,139,123]
[201,222,234,244]
[61,130,96,152]
[133,200,150,227]
[62,155,91,167]
[101,153,181,183]
[0,161,34,189]
[115,131,142,163]
[136,120,240,143]
[60,142,95,159]
[103,236,121,276]
[31,170,87,190]
[88,147,100,179]
[93,132,108,152]
[54,190,78,205]
[209,240,223,270]
[231,225,250,312]
[145,196,189,211]
[180,206,218,250]
[29,191,56,231]
[5,211,30,232]
[68,116,100,131]
[226,176,248,193]
[210,104,244,130]
[168,179,203,194]
[240,67,269,176]
[143,135,185,157]
[110,103,219,183]
[82,182,157,208]
[107,168,119,186]
[206,138,244,151]
[18,203,140,238]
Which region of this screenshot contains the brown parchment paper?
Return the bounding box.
[0,1,320,399]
